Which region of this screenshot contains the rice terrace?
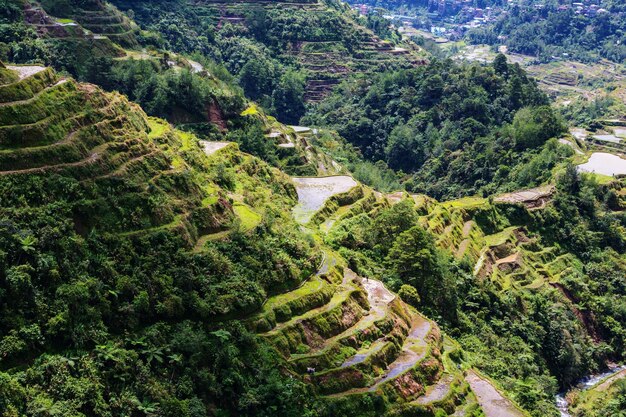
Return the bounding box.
[0,0,626,416]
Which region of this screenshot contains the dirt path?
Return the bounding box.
[465,370,525,417]
[462,221,473,237]
[456,239,470,258]
[0,150,101,176]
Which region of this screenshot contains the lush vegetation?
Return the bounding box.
[3,0,626,416]
[468,1,626,64]
[111,0,418,123]
[109,0,353,122]
[571,377,626,417]
[325,166,626,416]
[0,70,325,415]
[305,55,569,199]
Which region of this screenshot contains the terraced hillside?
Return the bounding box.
[0,63,334,414]
[246,173,532,417]
[113,0,425,102]
[0,62,323,300]
[0,63,533,417]
[313,160,626,408]
[224,0,423,102]
[36,0,139,46]
[3,59,626,417]
[247,106,346,176]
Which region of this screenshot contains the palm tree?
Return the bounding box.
[18,234,37,255]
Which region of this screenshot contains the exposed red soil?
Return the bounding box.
[551,282,602,343]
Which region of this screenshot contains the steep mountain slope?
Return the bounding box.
[110,0,425,107]
[2,1,626,417]
[1,0,129,77]
[0,64,325,416]
[0,63,533,417]
[37,0,140,47]
[319,169,626,415]
[304,55,570,199]
[250,174,537,417]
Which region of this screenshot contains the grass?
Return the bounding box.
[586,172,616,185]
[573,370,626,413]
[178,130,194,151]
[202,184,219,206]
[442,196,488,209]
[263,276,326,311]
[147,118,169,139]
[484,226,517,247]
[0,67,19,86]
[233,202,261,231]
[241,104,259,116]
[56,18,75,24]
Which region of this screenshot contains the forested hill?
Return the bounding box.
[0,62,326,415]
[110,0,424,123]
[2,0,626,417]
[305,56,569,199]
[3,62,625,417]
[468,1,626,64]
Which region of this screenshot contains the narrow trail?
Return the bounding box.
[91,149,160,181]
[465,370,525,417]
[0,150,101,176]
[0,79,68,108]
[462,220,473,237]
[2,121,82,153]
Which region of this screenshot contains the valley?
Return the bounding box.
[1,0,626,417]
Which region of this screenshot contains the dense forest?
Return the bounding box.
[305,55,569,199]
[2,0,626,416]
[327,164,626,414]
[468,1,626,63]
[110,0,414,124]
